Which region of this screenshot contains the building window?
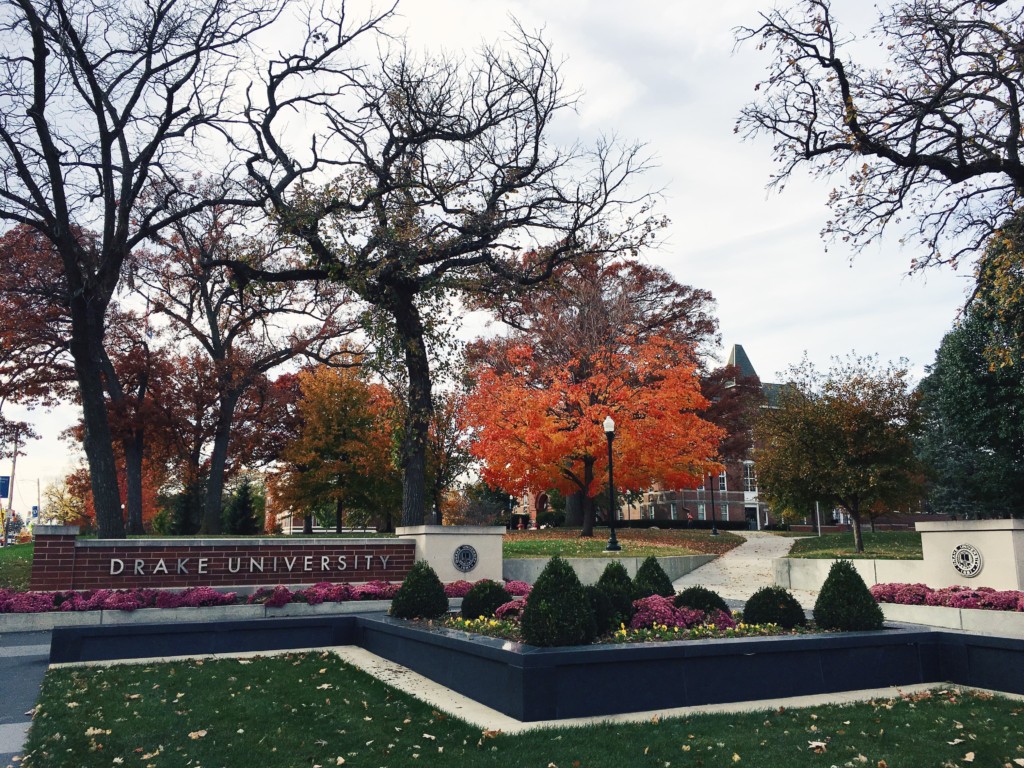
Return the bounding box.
[718,472,727,492]
[743,463,757,493]
[697,503,706,520]
[670,502,677,520]
[720,503,728,521]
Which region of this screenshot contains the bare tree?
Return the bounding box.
[136,201,362,533]
[236,18,661,526]
[0,0,284,536]
[736,0,1024,269]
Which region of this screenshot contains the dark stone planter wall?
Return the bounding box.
[49,616,1024,722]
[30,526,414,591]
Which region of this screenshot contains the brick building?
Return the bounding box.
[619,344,781,529]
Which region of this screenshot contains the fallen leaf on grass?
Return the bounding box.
[948,739,964,745]
[188,730,208,740]
[963,753,975,763]
[808,741,827,754]
[732,752,742,762]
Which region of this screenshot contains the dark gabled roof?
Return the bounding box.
[727,344,759,380]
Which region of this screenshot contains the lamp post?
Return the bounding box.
[708,470,719,536]
[603,416,621,552]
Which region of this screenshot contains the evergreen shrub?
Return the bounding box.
[586,584,618,634]
[520,556,597,647]
[389,560,448,620]
[460,579,512,619]
[222,478,263,535]
[743,586,807,629]
[813,559,884,631]
[632,556,675,599]
[596,560,635,628]
[675,585,730,616]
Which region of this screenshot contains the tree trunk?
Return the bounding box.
[565,492,584,526]
[391,292,433,527]
[202,390,240,534]
[123,431,145,535]
[580,457,596,537]
[303,513,313,534]
[335,496,343,534]
[68,297,125,539]
[849,502,865,553]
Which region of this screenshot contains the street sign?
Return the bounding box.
[0,475,8,499]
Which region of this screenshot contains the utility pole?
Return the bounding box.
[3,424,18,545]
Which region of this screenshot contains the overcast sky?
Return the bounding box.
[3,0,973,512]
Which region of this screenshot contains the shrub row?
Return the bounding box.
[388,557,886,645]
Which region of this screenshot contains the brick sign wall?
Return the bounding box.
[30,526,415,591]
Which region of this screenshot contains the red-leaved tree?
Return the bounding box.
[464,336,723,536]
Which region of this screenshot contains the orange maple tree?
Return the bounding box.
[464,335,723,534]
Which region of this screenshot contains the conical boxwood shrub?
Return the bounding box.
[632,556,675,599]
[596,560,635,628]
[743,586,806,629]
[813,559,884,631]
[390,560,449,620]
[520,556,597,647]
[460,579,512,619]
[675,585,730,617]
[586,584,617,635]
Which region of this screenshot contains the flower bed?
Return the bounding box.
[0,578,531,615]
[870,582,1024,611]
[437,593,800,646]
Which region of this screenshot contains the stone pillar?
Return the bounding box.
[30,525,80,591]
[395,525,504,583]
[917,519,1024,590]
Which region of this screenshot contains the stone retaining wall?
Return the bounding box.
[502,554,716,585]
[773,557,928,592]
[880,602,1024,638]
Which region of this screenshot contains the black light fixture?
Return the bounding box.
[603,415,621,552]
[708,470,719,536]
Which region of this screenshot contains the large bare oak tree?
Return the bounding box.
[736,0,1024,269]
[237,18,661,526]
[0,0,283,535]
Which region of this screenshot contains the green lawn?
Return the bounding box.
[0,541,32,590]
[503,527,743,558]
[788,531,923,560]
[21,653,1024,768]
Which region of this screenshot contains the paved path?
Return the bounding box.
[0,631,49,768]
[673,531,819,608]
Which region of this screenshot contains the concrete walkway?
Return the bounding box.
[673,531,819,608]
[0,631,49,768]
